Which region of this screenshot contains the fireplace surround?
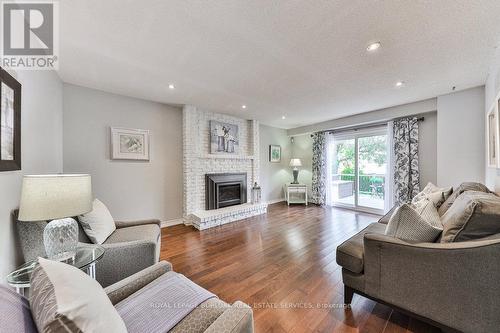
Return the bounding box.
[205,173,247,210]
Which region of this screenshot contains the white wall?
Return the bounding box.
[0,71,63,279]
[485,50,500,191]
[63,84,183,223]
[436,86,485,187]
[259,124,291,202]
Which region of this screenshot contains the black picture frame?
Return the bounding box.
[0,67,21,171]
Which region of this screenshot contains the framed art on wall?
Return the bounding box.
[269,145,281,162]
[0,67,21,171]
[111,127,150,161]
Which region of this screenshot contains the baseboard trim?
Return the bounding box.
[160,218,184,228]
[265,198,285,205]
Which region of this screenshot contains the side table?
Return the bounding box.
[285,184,308,205]
[6,243,105,295]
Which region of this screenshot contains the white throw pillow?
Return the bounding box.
[385,200,442,242]
[79,198,116,244]
[30,258,127,333]
[412,182,453,208]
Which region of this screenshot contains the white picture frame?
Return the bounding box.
[487,104,499,168]
[111,127,150,161]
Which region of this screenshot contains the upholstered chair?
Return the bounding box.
[15,210,161,287]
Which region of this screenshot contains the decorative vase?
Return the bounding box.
[252,182,262,204]
[43,217,78,262]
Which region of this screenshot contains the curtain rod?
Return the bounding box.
[310,116,425,137]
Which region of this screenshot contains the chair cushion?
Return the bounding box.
[385,202,442,243]
[30,258,126,333]
[104,224,160,245]
[336,223,386,274]
[438,182,490,216]
[441,191,500,243]
[0,285,37,333]
[79,198,116,244]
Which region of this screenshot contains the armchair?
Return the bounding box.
[16,211,161,287]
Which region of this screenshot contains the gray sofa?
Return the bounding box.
[336,184,500,333]
[16,212,161,287]
[1,261,254,333]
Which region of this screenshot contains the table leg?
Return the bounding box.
[86,262,96,279]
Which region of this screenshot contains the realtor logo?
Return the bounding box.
[1,1,59,69]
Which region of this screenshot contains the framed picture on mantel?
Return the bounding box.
[0,67,21,172]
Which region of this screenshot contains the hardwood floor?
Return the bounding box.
[160,202,441,333]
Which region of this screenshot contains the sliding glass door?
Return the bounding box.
[330,127,387,214]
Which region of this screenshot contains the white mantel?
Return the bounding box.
[182,105,266,229]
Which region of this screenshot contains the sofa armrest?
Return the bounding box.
[105,261,172,305]
[204,301,253,333]
[115,219,161,229]
[363,233,500,333]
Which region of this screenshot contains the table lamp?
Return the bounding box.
[289,158,302,184]
[18,174,92,261]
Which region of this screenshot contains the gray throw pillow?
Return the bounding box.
[438,182,490,216]
[441,191,500,243]
[385,201,442,242]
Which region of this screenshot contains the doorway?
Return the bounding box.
[329,127,388,214]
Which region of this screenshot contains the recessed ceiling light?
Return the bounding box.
[366,42,381,52]
[281,115,286,120]
[168,84,175,89]
[395,81,405,88]
[241,105,247,109]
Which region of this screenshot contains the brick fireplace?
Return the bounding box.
[182,105,267,230]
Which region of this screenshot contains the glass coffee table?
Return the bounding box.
[6,243,105,295]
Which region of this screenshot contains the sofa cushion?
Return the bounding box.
[79,198,116,244]
[385,202,442,242]
[378,205,398,224]
[441,191,500,243]
[0,285,37,333]
[336,223,386,274]
[438,182,490,216]
[30,258,126,333]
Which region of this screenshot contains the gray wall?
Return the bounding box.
[0,71,63,279]
[259,124,291,202]
[63,84,183,222]
[437,86,485,187]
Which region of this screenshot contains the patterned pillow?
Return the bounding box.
[385,200,442,242]
[412,182,453,208]
[30,258,126,333]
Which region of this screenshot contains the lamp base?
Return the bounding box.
[43,218,78,262]
[291,169,299,184]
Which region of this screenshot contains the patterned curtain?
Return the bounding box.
[311,132,327,205]
[393,117,420,205]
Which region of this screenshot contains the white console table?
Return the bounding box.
[285,184,308,205]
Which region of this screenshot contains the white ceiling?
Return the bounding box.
[59,1,500,129]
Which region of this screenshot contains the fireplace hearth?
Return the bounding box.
[205,173,247,210]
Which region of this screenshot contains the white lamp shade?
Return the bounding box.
[18,174,92,221]
[289,158,302,167]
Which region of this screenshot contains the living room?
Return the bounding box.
[1,1,500,333]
